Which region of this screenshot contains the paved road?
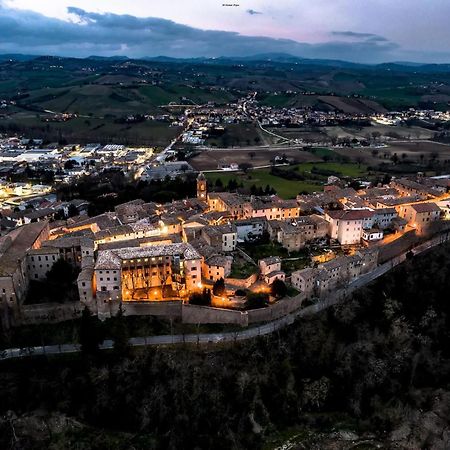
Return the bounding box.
[1,233,448,361]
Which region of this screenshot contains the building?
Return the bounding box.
[201,224,237,252]
[202,254,233,282]
[291,248,378,296]
[27,236,94,280]
[94,243,203,302]
[397,202,442,234]
[325,209,375,245]
[362,228,384,242]
[235,218,266,242]
[0,221,50,323]
[372,207,398,229]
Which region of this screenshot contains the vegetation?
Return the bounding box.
[270,279,288,299]
[57,171,198,216]
[189,289,212,306]
[245,292,270,310]
[212,278,226,296]
[0,244,449,448]
[26,259,80,304]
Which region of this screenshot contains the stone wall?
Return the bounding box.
[247,294,305,324]
[225,273,258,289]
[97,300,182,320]
[182,304,248,326]
[19,302,83,325]
[378,229,418,264]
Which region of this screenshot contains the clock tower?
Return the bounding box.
[197,172,207,200]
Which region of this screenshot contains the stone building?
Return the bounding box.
[94,243,203,302]
[0,221,49,324]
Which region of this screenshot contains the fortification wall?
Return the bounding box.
[181,304,248,326]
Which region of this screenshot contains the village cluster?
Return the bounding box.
[0,170,449,326]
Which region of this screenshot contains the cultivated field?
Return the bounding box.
[189,147,319,171]
[382,141,450,160]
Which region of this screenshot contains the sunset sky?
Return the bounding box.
[1,0,449,63]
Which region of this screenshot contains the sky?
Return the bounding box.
[1,0,450,63]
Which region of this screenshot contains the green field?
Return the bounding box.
[206,169,322,199]
[206,160,366,199]
[295,161,367,177]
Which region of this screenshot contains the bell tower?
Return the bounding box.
[197,172,207,200]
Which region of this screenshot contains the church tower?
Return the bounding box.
[197,172,207,200]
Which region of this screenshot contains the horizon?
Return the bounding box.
[1,1,450,64]
[1,51,449,67]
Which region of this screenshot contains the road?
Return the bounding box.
[1,233,448,361]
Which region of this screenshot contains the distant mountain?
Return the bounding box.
[0,54,38,62]
[1,52,450,73]
[87,55,130,61]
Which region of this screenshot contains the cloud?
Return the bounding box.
[246,9,262,15]
[332,31,381,39]
[0,4,432,63]
[331,31,389,43]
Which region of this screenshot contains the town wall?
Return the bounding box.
[247,294,305,323]
[19,302,83,325]
[181,304,248,326]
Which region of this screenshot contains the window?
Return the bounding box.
[82,282,86,287]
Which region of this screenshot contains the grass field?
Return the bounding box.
[206,169,322,199]
[206,159,366,198]
[295,161,367,177]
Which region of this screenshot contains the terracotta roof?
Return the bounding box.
[411,202,441,213]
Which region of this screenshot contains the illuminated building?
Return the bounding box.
[94,243,202,301]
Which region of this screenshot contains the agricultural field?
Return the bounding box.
[189,147,319,171]
[204,153,369,198]
[206,123,267,147]
[382,141,450,161]
[206,168,321,198]
[0,113,181,146]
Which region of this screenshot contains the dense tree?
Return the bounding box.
[189,289,212,306]
[79,306,103,355]
[245,292,269,309]
[212,278,226,296]
[1,244,450,449]
[270,279,288,298]
[111,304,129,356]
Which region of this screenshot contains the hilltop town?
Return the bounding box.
[0,169,449,329]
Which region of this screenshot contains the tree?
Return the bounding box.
[112,303,129,356]
[245,292,269,309]
[64,159,78,170]
[271,279,288,298]
[67,203,79,218]
[189,289,212,306]
[79,306,103,355]
[213,278,226,296]
[239,162,253,174]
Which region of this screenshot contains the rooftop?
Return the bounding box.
[95,243,202,270]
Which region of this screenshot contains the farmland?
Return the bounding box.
[204,159,368,199]
[189,147,319,171]
[206,168,321,198]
